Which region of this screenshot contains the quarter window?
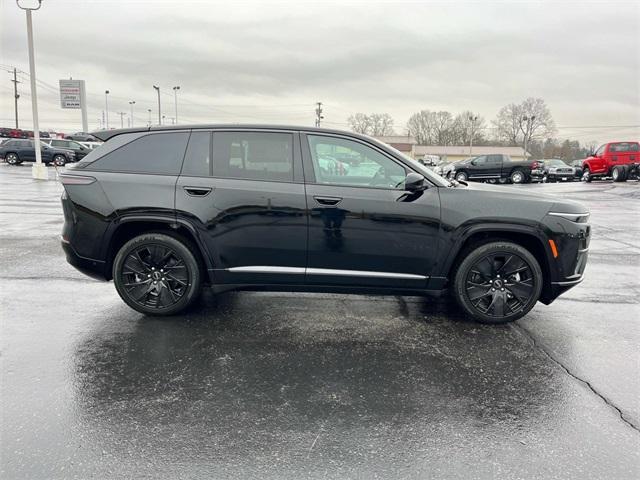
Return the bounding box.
[307,135,406,189]
[211,132,294,182]
[181,131,212,177]
[90,132,189,174]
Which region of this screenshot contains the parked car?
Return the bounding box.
[317,155,350,175]
[42,138,91,160]
[78,141,103,150]
[59,125,589,324]
[582,141,640,182]
[0,139,75,166]
[65,132,98,142]
[570,160,584,179]
[443,154,534,184]
[531,159,576,182]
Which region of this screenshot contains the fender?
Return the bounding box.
[437,220,555,281]
[101,213,215,274]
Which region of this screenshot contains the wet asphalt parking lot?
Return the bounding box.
[1,164,639,479]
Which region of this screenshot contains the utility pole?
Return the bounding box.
[468,115,478,155]
[10,68,20,128]
[128,100,135,127]
[118,112,126,128]
[101,110,105,129]
[153,85,161,125]
[315,101,323,127]
[104,90,110,128]
[172,86,180,124]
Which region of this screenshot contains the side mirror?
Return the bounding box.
[404,172,427,191]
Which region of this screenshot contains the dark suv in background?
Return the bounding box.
[60,125,590,324]
[0,139,76,166]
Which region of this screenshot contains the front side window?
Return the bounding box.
[90,132,189,174]
[307,135,406,189]
[211,132,294,182]
[487,154,502,164]
[595,144,605,156]
[472,156,487,165]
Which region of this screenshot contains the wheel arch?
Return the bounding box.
[104,216,212,282]
[443,225,554,303]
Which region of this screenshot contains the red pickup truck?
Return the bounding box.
[582,141,639,182]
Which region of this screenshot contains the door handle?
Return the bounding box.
[314,195,342,206]
[183,186,212,197]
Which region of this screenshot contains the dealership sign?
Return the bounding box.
[59,79,85,109]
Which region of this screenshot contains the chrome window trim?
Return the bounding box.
[548,212,590,217]
[226,266,427,280]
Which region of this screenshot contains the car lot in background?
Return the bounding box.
[65,131,99,142]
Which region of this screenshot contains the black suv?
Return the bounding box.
[60,125,590,323]
[0,139,75,166]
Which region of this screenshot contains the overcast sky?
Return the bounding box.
[1,0,638,143]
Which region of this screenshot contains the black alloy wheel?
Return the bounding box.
[453,242,543,323]
[113,233,201,315]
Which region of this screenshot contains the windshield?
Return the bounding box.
[547,159,568,166]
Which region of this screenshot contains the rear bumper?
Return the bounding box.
[61,237,108,281]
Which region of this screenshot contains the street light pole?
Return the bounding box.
[129,100,135,127]
[17,0,47,180]
[522,115,535,160]
[469,115,478,155]
[10,67,20,129]
[147,108,152,127]
[104,90,110,129]
[172,86,180,124]
[153,85,161,125]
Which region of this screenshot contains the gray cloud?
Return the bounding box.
[1,0,638,142]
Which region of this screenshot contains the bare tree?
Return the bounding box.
[493,103,523,145]
[347,113,372,135]
[348,113,394,136]
[493,98,556,149]
[407,110,434,144]
[451,111,486,145]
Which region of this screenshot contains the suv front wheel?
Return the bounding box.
[453,241,543,324]
[113,233,201,315]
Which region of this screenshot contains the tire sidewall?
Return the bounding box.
[113,233,201,316]
[6,153,18,165]
[455,171,468,182]
[453,241,543,324]
[54,155,66,166]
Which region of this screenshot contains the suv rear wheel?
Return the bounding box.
[113,233,201,315]
[453,241,543,324]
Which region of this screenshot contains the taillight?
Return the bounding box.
[59,174,96,185]
[532,161,539,169]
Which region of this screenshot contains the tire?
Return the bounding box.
[455,171,468,182]
[510,169,525,184]
[5,152,19,165]
[53,155,66,167]
[542,175,548,183]
[453,241,543,324]
[113,233,202,316]
[582,168,592,182]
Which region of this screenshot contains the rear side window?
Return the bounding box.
[90,132,189,174]
[211,132,294,182]
[610,142,639,152]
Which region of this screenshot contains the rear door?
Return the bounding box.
[175,129,308,285]
[21,140,36,161]
[486,154,504,177]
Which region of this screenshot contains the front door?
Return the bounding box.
[175,130,308,285]
[301,133,441,289]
